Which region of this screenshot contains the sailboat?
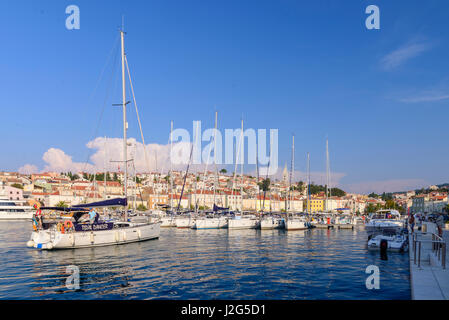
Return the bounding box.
[227,119,260,230]
[27,29,161,250]
[285,139,309,231]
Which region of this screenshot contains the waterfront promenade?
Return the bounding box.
[409,224,449,300]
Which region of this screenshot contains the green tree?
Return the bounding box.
[137,204,147,211]
[56,201,68,208]
[368,192,379,198]
[258,178,271,192]
[220,169,227,174]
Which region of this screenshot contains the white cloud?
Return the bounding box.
[343,179,429,194]
[381,40,433,70]
[398,91,449,103]
[17,137,200,174]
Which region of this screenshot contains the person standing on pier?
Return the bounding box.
[436,212,444,238]
[409,214,415,234]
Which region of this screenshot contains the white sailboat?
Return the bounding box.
[191,112,226,230]
[285,136,308,231]
[227,118,260,230]
[27,29,160,250]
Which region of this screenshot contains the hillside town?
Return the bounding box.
[1,170,448,215]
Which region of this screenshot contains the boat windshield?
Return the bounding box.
[370,212,399,220]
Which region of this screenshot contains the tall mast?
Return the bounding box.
[289,134,295,213]
[307,152,310,214]
[326,138,329,212]
[104,136,107,201]
[240,118,244,213]
[213,111,218,207]
[170,120,173,211]
[121,30,128,221]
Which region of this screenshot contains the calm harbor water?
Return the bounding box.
[0,221,410,299]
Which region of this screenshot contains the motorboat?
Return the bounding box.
[367,230,409,252]
[365,209,405,233]
[335,214,356,229]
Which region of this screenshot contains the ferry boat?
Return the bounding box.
[365,209,405,233]
[0,198,34,220]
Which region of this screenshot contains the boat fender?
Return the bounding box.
[115,231,119,242]
[69,234,75,246]
[137,229,141,239]
[46,242,54,250]
[380,239,388,260]
[26,240,34,247]
[122,231,127,241]
[90,232,94,244]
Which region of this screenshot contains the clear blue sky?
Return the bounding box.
[1,0,449,193]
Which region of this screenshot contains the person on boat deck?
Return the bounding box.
[88,208,98,224]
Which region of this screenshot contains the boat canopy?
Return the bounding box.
[73,197,128,208]
[213,204,229,212]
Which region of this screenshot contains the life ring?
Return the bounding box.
[64,221,74,229]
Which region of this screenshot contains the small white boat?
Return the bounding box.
[228,214,260,229]
[260,215,285,230]
[367,233,408,252]
[365,210,405,233]
[335,214,356,229]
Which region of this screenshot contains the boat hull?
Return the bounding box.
[260,218,285,230]
[0,211,34,220]
[192,218,221,229]
[28,222,160,250]
[285,219,308,230]
[228,218,260,229]
[175,217,195,228]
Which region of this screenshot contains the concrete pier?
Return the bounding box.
[409,223,449,300]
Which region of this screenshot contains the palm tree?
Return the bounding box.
[56,201,68,208]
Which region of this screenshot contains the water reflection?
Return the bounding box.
[0,221,410,299]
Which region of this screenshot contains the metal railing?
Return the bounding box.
[412,231,446,269]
